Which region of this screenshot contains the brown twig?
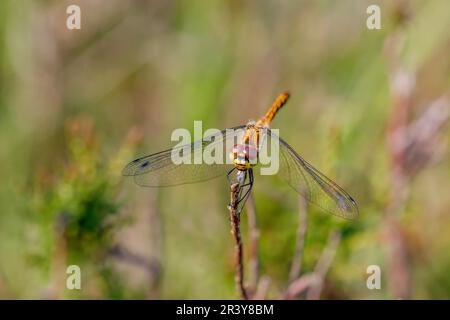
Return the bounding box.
[284,273,319,299]
[246,193,259,295]
[306,231,341,300]
[288,196,308,283]
[253,275,271,300]
[228,183,248,300]
[284,231,341,300]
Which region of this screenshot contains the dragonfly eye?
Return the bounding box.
[243,145,258,160]
[231,144,258,159]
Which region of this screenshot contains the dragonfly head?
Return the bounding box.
[230,144,258,170]
[246,120,256,128]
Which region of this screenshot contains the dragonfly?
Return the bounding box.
[123,92,359,220]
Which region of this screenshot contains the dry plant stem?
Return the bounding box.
[246,194,259,294]
[284,273,319,299]
[288,196,308,283]
[253,276,271,300]
[384,63,449,298]
[306,231,341,300]
[384,36,413,299]
[284,231,341,300]
[228,183,248,300]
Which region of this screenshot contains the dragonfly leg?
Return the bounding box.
[236,170,247,201]
[227,168,254,215]
[238,169,253,190]
[236,169,254,212]
[226,167,237,184]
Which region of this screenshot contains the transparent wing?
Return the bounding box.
[123,126,246,187]
[266,129,359,220]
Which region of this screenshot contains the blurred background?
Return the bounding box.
[0,0,449,299]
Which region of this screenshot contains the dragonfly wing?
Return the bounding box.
[123,126,246,187]
[267,129,359,219]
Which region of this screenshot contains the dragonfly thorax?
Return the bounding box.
[230,144,258,171]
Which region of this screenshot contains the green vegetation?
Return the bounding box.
[0,0,449,299]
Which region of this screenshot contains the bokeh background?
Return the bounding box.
[0,0,449,299]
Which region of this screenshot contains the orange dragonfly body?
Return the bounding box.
[233,92,289,171]
[123,92,359,219]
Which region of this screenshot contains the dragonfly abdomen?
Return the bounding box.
[257,91,290,126]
